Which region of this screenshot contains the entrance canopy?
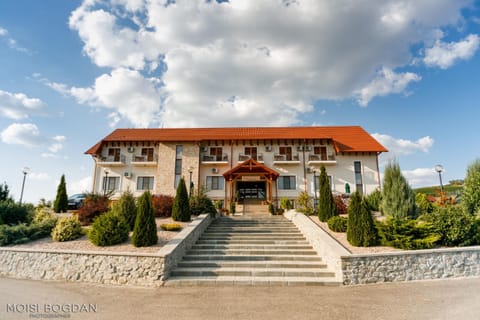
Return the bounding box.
[223,158,279,181]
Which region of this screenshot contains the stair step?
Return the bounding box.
[177,261,327,269]
[171,267,335,278]
[165,276,342,286]
[182,255,323,262]
[196,240,310,245]
[192,244,314,250]
[188,249,317,255]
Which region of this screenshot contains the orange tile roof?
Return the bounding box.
[85,126,387,154]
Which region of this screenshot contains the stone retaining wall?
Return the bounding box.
[342,247,480,285]
[0,214,213,287]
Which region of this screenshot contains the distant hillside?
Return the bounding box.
[414,184,464,196]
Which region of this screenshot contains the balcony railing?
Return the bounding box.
[273,154,300,163]
[98,154,126,166]
[202,154,229,163]
[307,154,336,164]
[131,154,158,166]
[238,154,264,162]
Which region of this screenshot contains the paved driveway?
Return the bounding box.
[1,277,479,320]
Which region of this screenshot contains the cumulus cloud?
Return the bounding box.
[424,34,480,69]
[63,0,474,127]
[0,25,30,53]
[0,89,46,120]
[372,133,434,155]
[69,176,92,195]
[0,123,46,147]
[29,172,52,181]
[403,167,439,187]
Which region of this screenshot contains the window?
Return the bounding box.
[141,148,154,161]
[244,147,257,160]
[209,147,224,161]
[174,145,183,188]
[103,176,120,192]
[107,148,121,161]
[137,176,154,191]
[278,176,296,190]
[314,146,327,161]
[279,146,293,161]
[354,161,363,195]
[206,176,224,191]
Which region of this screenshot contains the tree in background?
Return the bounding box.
[172,177,191,222]
[132,191,158,247]
[463,159,480,214]
[113,190,137,231]
[0,182,13,202]
[53,175,68,213]
[381,160,416,219]
[318,166,336,221]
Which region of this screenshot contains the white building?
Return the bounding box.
[85,126,387,207]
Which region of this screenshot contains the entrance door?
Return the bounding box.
[237,181,266,200]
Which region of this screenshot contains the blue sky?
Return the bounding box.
[1,0,479,204]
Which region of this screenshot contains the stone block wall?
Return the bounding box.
[342,247,480,285]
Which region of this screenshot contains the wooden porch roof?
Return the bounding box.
[223,158,279,181]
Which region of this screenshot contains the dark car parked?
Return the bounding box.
[68,194,85,209]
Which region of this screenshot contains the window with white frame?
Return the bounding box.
[103,176,120,192]
[137,176,154,191]
[206,176,224,191]
[278,176,296,190]
[354,161,363,195]
[174,145,183,188]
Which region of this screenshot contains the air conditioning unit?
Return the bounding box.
[124,171,133,178]
[201,147,208,152]
[127,147,135,153]
[306,167,313,174]
[265,145,272,152]
[211,168,219,174]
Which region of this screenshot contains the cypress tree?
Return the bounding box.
[347,191,362,246]
[318,166,336,222]
[113,190,137,231]
[54,174,68,213]
[359,197,378,246]
[172,177,191,222]
[463,158,480,214]
[381,160,416,219]
[132,191,158,247]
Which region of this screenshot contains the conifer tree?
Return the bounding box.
[359,197,378,246]
[172,177,191,222]
[347,192,362,246]
[132,191,158,247]
[54,174,68,213]
[318,166,336,222]
[113,190,137,231]
[463,158,480,214]
[380,160,415,219]
[0,182,12,202]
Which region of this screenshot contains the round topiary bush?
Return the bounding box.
[88,211,129,246]
[327,216,348,232]
[51,217,83,242]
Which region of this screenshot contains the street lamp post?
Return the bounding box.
[188,166,194,196]
[103,168,110,196]
[19,167,30,204]
[311,167,318,207]
[435,164,444,195]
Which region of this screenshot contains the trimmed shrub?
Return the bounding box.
[113,190,137,231]
[51,217,84,242]
[415,193,434,215]
[327,216,348,232]
[280,198,293,210]
[365,189,382,212]
[430,206,476,246]
[132,191,158,247]
[381,160,416,219]
[268,202,275,215]
[0,201,32,225]
[347,192,378,247]
[377,218,440,250]
[53,174,68,213]
[88,211,129,246]
[75,193,109,225]
[229,201,236,215]
[333,195,347,215]
[172,178,191,222]
[296,191,314,215]
[152,195,174,217]
[160,223,183,231]
[318,166,336,222]
[190,189,216,216]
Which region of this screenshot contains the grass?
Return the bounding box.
[414,184,464,196]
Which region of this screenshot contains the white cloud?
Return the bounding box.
[403,167,439,187]
[373,133,434,155]
[0,27,7,37]
[0,26,30,53]
[64,0,473,127]
[29,172,52,181]
[69,176,92,195]
[0,123,46,147]
[424,34,480,69]
[355,68,421,106]
[0,89,46,120]
[48,135,67,153]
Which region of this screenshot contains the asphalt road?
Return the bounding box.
[1,277,479,320]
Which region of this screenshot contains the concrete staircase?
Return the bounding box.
[165,215,341,286]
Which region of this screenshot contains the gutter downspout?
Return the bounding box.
[376,152,381,191]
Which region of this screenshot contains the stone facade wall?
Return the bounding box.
[342,247,480,285]
[0,214,212,287]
